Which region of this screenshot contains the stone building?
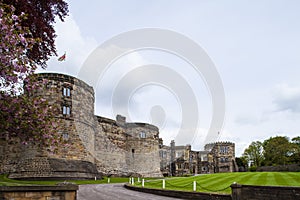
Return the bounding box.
[204,142,238,173]
[159,141,237,176]
[0,72,237,179]
[0,73,162,179]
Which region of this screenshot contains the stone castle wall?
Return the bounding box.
[1,73,162,179]
[1,72,236,179]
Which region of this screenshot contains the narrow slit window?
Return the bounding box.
[132,149,135,158]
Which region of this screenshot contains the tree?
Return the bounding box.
[2,0,68,67]
[0,2,68,149]
[263,136,291,166]
[235,157,248,172]
[242,141,264,167]
[289,136,300,164]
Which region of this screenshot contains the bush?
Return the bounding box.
[249,166,257,172]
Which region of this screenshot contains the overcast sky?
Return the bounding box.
[42,0,300,156]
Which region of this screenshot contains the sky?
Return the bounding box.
[42,0,300,156]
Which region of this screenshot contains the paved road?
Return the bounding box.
[77,184,183,200]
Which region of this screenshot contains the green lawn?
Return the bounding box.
[1,172,300,194]
[133,172,300,194]
[0,175,129,186]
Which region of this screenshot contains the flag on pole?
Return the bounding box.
[58,52,66,61]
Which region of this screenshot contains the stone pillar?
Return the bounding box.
[231,183,242,200]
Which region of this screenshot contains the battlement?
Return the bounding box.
[37,73,94,95]
[96,116,117,125]
[126,122,159,132]
[205,141,235,145]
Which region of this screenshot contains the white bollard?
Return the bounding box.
[108,178,110,183]
[162,179,165,189]
[132,177,134,186]
[142,179,145,187]
[193,181,197,191]
[138,177,140,182]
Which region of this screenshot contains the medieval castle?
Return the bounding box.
[0,73,237,179]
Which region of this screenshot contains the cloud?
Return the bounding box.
[38,13,98,76]
[273,84,300,113]
[235,114,260,126]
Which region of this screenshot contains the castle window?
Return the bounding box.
[176,151,183,158]
[220,146,229,154]
[139,131,146,138]
[63,87,71,97]
[62,133,69,141]
[160,151,167,158]
[62,105,71,115]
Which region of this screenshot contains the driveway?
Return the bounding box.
[77,183,183,200]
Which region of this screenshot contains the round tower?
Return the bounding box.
[9,73,100,180]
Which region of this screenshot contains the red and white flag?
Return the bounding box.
[58,52,66,61]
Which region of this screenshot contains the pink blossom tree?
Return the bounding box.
[0,3,65,149]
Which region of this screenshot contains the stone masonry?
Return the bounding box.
[159,141,237,176]
[0,73,162,179]
[0,72,236,179]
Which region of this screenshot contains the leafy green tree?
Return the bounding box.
[263,136,291,166]
[291,136,300,147]
[235,157,248,171]
[289,136,300,164]
[242,141,264,167]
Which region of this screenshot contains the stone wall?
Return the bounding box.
[231,183,300,200]
[257,164,300,172]
[1,73,163,179]
[9,158,100,180]
[0,185,78,200]
[95,116,128,176]
[125,184,232,200]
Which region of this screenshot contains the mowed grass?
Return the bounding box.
[1,172,300,194]
[0,175,129,186]
[134,172,300,194]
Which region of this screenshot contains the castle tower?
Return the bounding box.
[125,122,162,177]
[7,73,100,180]
[205,142,236,173]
